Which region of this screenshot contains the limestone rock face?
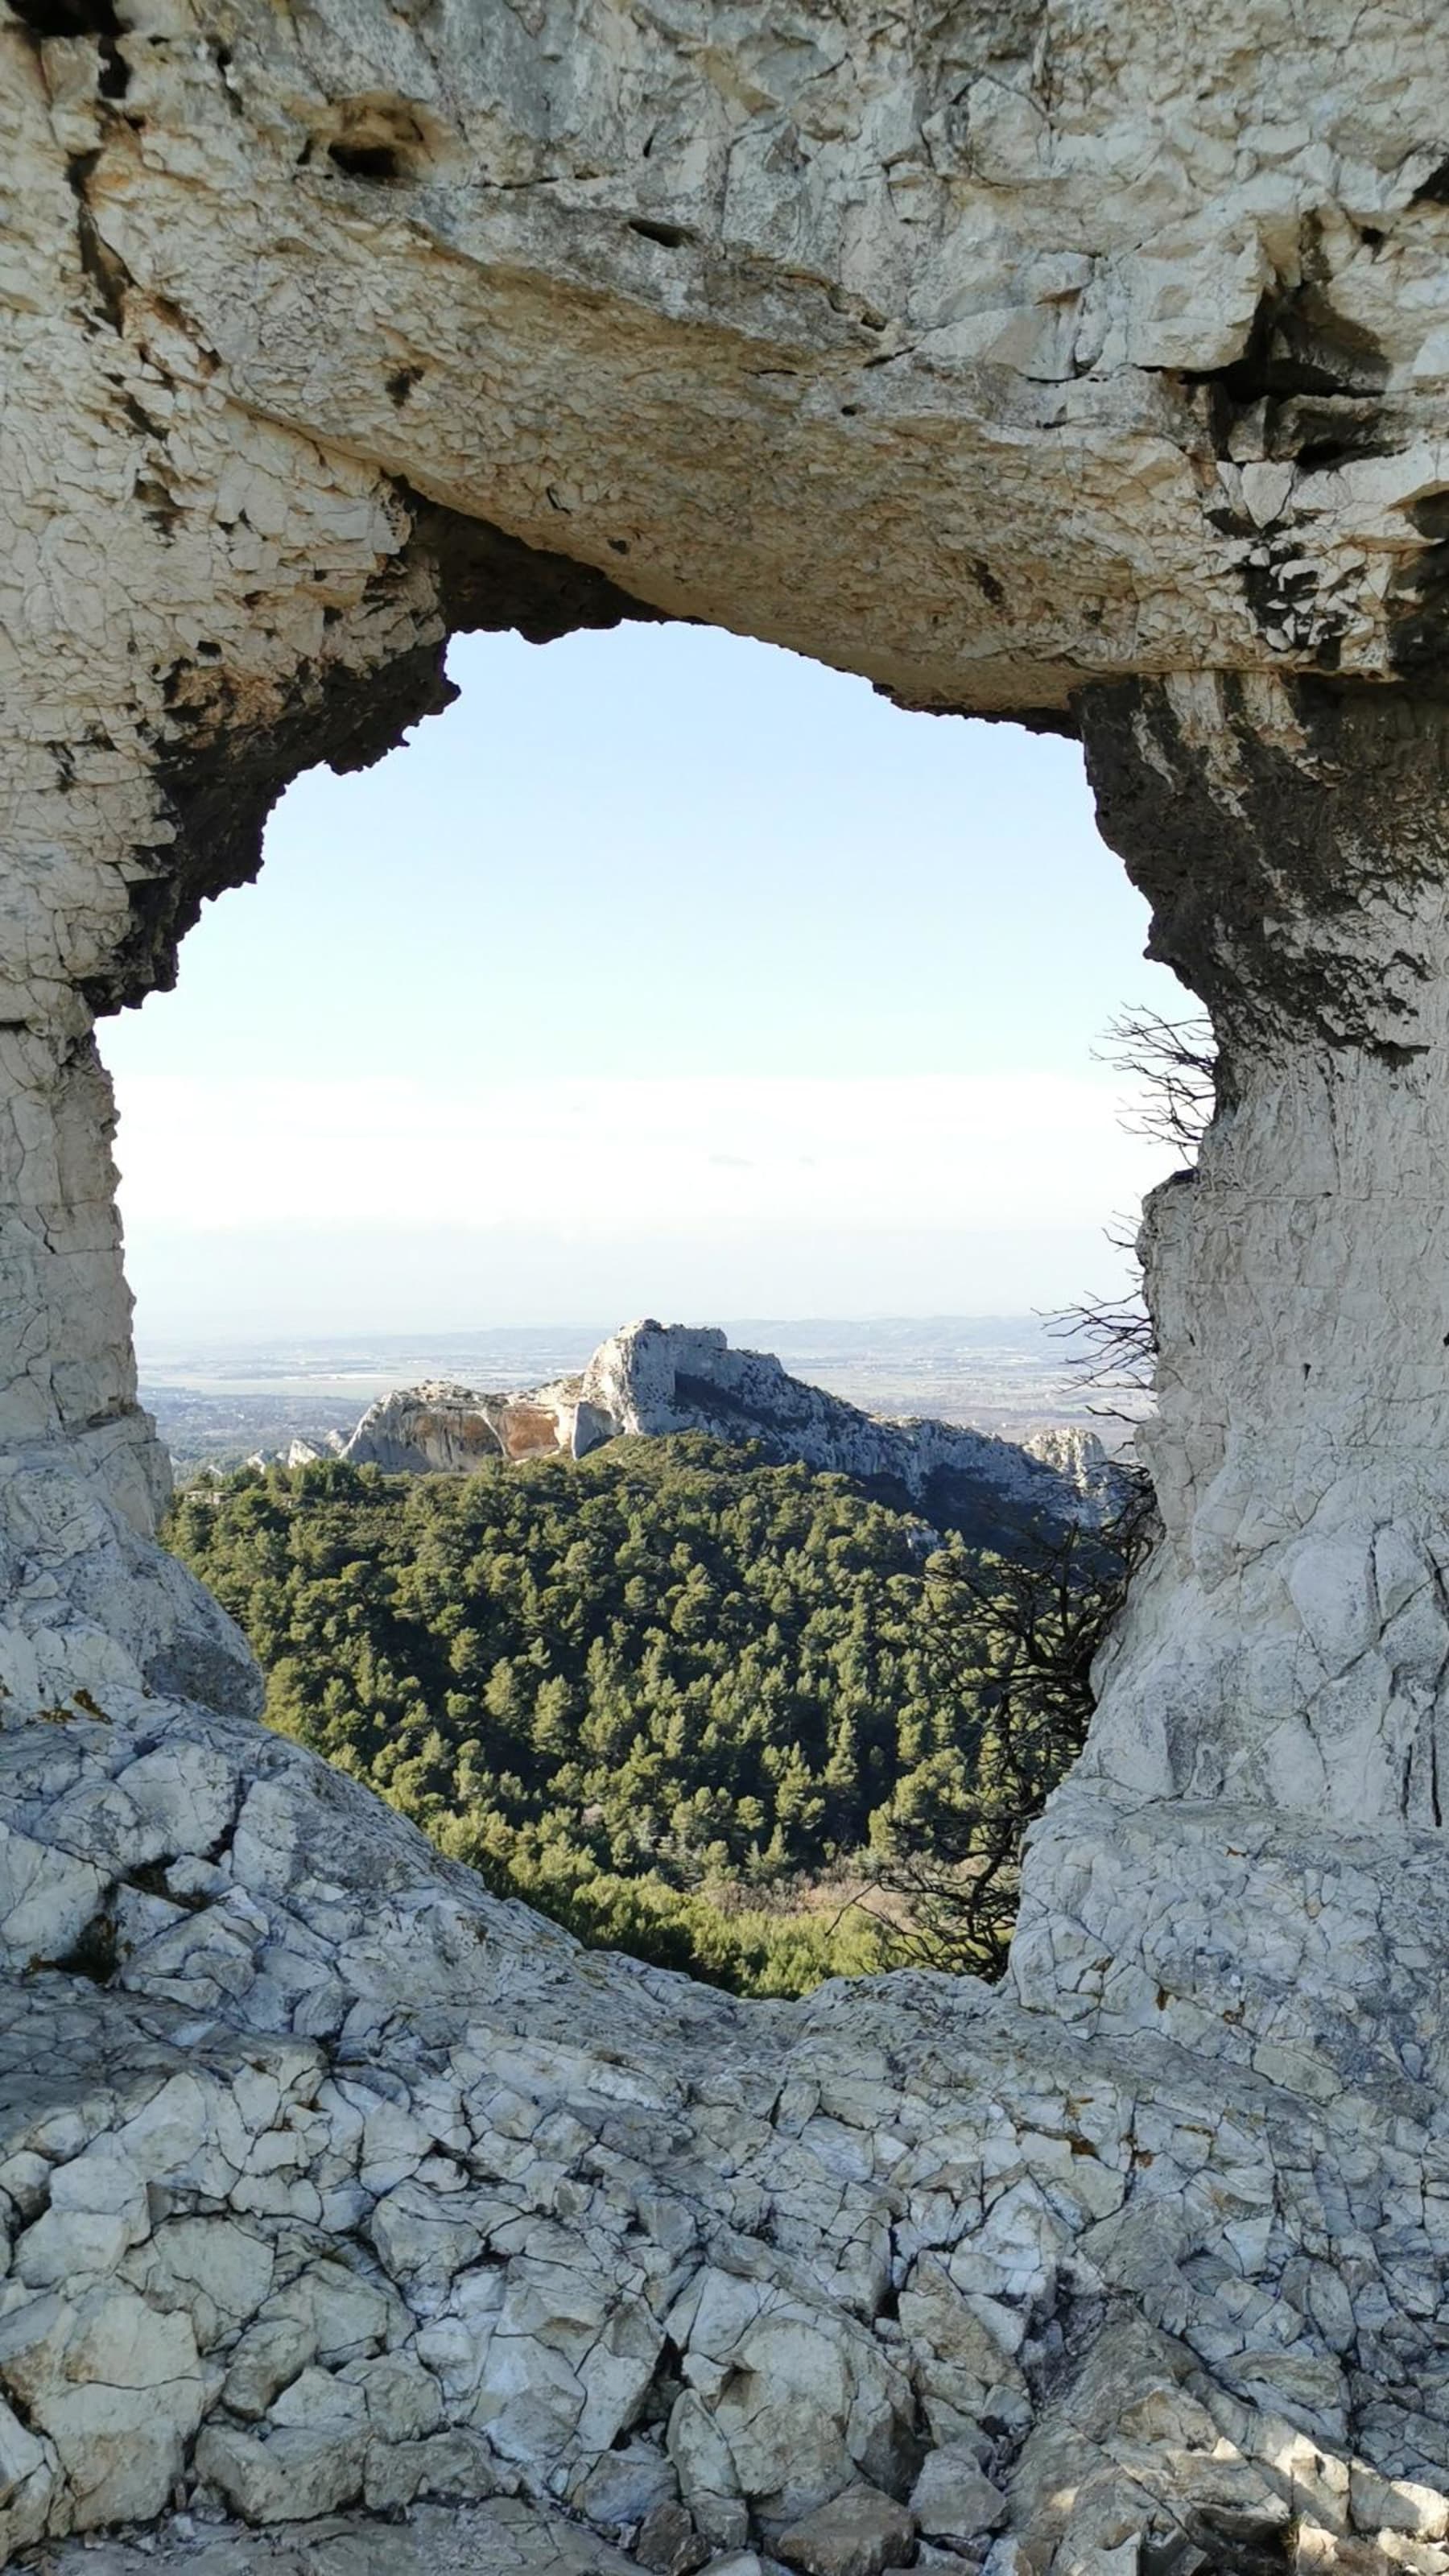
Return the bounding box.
[0,1438,260,1728]
[10,0,1449,2564]
[574,1324,1106,1530]
[1021,1426,1122,1513]
[341,1379,587,1475]
[776,2483,916,2576]
[341,1321,1110,1538]
[1032,686,1449,1855]
[45,2501,644,2576]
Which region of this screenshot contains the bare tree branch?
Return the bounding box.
[871,1477,1154,1979]
[878,1005,1207,1976]
[1045,1012,1216,1415]
[1097,1007,1217,1157]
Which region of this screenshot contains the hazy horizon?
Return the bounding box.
[136,1303,1071,1345]
[134,1307,1079,1366]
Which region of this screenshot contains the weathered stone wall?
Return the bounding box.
[1074,679,1449,1821]
[10,0,1449,2565]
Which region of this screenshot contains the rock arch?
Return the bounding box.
[6,2,1449,2566]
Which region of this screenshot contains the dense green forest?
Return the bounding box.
[167,1436,1123,1995]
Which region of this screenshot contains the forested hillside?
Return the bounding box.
[167,1436,1121,1994]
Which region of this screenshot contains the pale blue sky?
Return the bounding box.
[104,623,1184,1339]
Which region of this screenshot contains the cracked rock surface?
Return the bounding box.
[5,1550,1449,2571]
[10,0,1449,2566]
[44,2502,644,2576]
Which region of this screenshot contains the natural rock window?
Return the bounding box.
[8,0,1449,2566]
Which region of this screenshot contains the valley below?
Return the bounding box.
[168,1422,1125,1996]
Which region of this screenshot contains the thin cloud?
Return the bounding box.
[112,1068,1170,1245]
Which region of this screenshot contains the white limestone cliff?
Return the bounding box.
[1021,1426,1125,1513]
[340,1377,597,1474]
[7,0,1449,2563]
[340,1321,1114,1538]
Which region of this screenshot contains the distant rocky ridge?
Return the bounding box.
[242,1435,345,1473]
[340,1320,1119,1540]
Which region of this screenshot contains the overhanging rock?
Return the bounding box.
[6,0,1449,2565]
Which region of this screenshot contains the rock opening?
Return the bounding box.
[8,0,1449,2563]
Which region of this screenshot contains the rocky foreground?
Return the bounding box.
[3,1468,1449,2576]
[340,1321,1117,1542]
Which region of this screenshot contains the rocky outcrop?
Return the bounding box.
[340,1378,597,1476]
[341,1323,1117,1539]
[6,0,1449,1789]
[1020,1426,1122,1511]
[283,1437,344,1471]
[45,2504,646,2576]
[10,0,1449,2564]
[1054,685,1449,1834]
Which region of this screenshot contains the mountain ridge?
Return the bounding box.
[340,1318,1118,1541]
